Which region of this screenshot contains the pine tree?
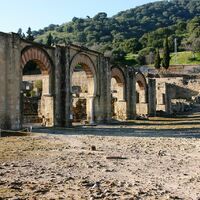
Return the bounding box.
[46,33,53,46]
[26,27,34,41]
[154,49,161,69]
[162,37,170,69]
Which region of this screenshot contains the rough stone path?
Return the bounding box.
[0,134,199,200]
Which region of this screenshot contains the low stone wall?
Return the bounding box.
[136,103,148,115]
[114,101,127,120]
[40,95,54,126]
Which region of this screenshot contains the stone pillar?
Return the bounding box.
[166,84,172,114]
[126,67,135,119]
[65,46,72,127]
[148,78,156,116]
[87,96,95,124]
[6,33,21,129]
[105,58,112,122]
[54,47,63,126]
[97,56,111,123]
[140,90,146,103]
[41,95,54,126]
[0,34,8,129]
[42,75,50,95]
[115,100,127,120]
[132,71,136,119]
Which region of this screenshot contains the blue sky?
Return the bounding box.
[0,0,159,33]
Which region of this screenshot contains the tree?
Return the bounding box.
[154,49,161,69]
[190,38,200,59]
[192,38,200,53]
[123,38,142,53]
[26,27,34,41]
[46,33,53,46]
[17,28,23,38]
[162,37,170,69]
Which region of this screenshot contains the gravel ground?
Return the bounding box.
[0,131,199,200]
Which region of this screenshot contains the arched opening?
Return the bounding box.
[136,72,148,117]
[70,53,96,125]
[21,47,54,128]
[111,68,126,120]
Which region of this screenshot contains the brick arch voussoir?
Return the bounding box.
[111,67,126,86]
[136,72,147,90]
[70,53,97,95]
[21,47,52,74]
[71,54,95,79]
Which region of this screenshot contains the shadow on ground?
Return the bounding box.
[19,112,200,139]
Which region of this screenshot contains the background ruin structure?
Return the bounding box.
[4,32,200,130]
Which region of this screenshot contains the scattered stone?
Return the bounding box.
[90,145,96,151]
[158,150,167,156]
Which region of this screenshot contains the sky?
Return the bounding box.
[0,0,159,33]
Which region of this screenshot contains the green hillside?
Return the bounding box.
[170,51,200,65]
[21,0,200,67]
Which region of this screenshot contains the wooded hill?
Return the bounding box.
[29,0,200,66]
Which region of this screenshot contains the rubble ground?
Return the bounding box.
[0,129,200,200]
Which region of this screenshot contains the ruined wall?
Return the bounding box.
[0,33,21,129]
[0,33,9,128]
[183,79,200,98]
[136,103,148,115]
[148,78,156,116]
[54,45,112,126]
[0,32,57,129]
[156,77,200,100]
[156,80,169,113]
[155,76,200,114]
[95,56,111,122]
[0,32,136,129]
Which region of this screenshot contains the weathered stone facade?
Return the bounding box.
[155,75,200,115]
[0,32,112,129]
[0,32,157,130]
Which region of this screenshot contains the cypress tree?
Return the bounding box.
[46,33,53,46]
[162,37,170,69]
[26,27,34,41]
[17,28,23,38]
[154,49,161,69]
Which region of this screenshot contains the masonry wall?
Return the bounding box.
[0,33,8,128]
[0,33,21,129]
[148,78,156,116]
[155,76,200,115]
[156,77,200,100]
[97,56,112,122]
[0,32,57,129]
[0,32,138,129]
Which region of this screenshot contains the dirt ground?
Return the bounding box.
[0,128,200,200]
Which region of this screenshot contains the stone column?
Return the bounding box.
[54,47,62,126]
[148,78,156,116]
[42,75,50,95]
[87,96,95,124]
[7,33,21,129]
[132,71,137,119]
[65,46,72,127]
[166,84,172,114]
[106,58,112,122]
[97,56,111,123]
[126,67,133,119]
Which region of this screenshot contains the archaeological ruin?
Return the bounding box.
[0,32,200,130]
